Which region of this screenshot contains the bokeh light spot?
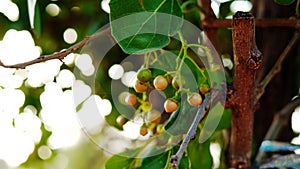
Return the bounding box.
[63,28,77,44]
[45,3,60,17]
[109,64,124,80]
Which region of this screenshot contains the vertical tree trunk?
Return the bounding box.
[230,12,262,168]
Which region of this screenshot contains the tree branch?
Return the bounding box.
[203,17,300,29]
[255,31,300,102]
[0,28,111,69]
[198,0,219,51]
[170,92,212,169]
[230,12,262,169]
[255,97,300,163]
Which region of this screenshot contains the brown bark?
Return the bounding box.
[198,0,219,51]
[230,12,262,168]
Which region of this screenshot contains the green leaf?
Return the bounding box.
[199,102,225,143]
[274,0,296,5]
[179,153,191,169]
[215,108,231,130]
[165,96,198,135]
[105,155,135,169]
[135,147,170,169]
[105,148,142,169]
[109,0,183,54]
[187,138,212,169]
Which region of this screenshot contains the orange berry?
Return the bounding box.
[199,84,210,94]
[164,99,178,113]
[124,93,137,106]
[187,92,202,106]
[134,81,148,93]
[140,126,148,136]
[146,109,162,124]
[116,115,127,126]
[153,75,168,90]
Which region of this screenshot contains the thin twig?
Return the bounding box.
[170,92,212,169]
[0,27,111,69]
[255,97,300,163]
[255,31,300,102]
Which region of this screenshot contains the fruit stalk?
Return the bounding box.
[230,12,262,168]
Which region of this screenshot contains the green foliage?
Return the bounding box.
[273,0,296,5]
[109,0,183,54]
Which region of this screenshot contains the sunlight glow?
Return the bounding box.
[292,106,300,133]
[0,128,35,167]
[0,88,25,112]
[291,135,300,154]
[63,53,76,66]
[14,112,42,143]
[38,145,52,160]
[121,71,137,87]
[73,80,92,107]
[210,143,221,169]
[122,121,142,140]
[211,1,220,17]
[109,64,124,80]
[0,29,40,65]
[230,0,253,13]
[63,28,77,44]
[0,67,26,88]
[46,3,60,17]
[77,95,106,134]
[222,58,233,70]
[40,82,81,149]
[0,0,19,22]
[101,0,110,13]
[26,59,62,87]
[75,53,95,76]
[56,69,75,88]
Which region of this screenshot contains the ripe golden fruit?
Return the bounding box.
[153,75,168,90]
[124,93,137,106]
[140,125,148,136]
[164,99,178,113]
[146,109,162,124]
[134,81,148,93]
[116,115,127,126]
[187,92,202,106]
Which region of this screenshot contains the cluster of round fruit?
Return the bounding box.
[116,68,210,136]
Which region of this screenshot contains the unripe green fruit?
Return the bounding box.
[141,101,152,112]
[137,68,152,82]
